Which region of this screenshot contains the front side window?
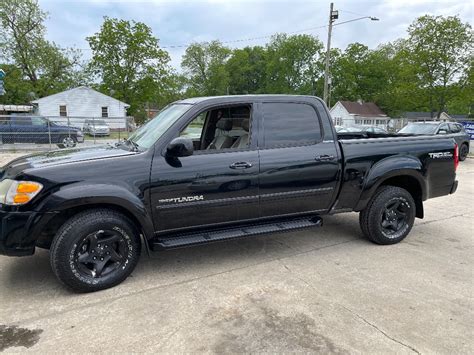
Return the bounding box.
[180,105,251,151]
[262,103,321,148]
[449,123,461,133]
[59,105,67,117]
[438,124,449,134]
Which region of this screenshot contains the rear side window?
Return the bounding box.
[262,103,321,148]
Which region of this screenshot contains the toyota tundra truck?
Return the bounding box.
[0,95,459,292]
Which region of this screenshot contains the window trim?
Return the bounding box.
[101,106,109,118]
[59,105,67,117]
[260,101,324,149]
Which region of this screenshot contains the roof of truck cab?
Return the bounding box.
[176,95,322,104]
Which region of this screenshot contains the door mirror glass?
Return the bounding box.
[166,137,194,157]
[438,129,448,135]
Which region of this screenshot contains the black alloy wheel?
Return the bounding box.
[50,209,141,292]
[74,229,129,279]
[359,186,416,245]
[380,198,410,237]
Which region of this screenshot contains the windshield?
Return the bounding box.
[399,124,438,135]
[128,104,192,149]
[91,119,107,125]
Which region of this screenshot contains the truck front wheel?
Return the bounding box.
[359,186,416,245]
[50,209,141,292]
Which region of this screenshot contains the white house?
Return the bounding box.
[330,100,389,128]
[32,86,129,118]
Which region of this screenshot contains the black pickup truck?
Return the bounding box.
[0,95,459,292]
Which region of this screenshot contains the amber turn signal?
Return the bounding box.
[17,182,42,194]
[13,194,31,204]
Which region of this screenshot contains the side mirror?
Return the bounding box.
[438,129,448,135]
[166,137,194,157]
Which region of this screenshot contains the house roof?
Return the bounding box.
[339,101,387,117]
[32,86,130,107]
[403,111,450,119]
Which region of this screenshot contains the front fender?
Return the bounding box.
[34,183,155,239]
[355,155,427,211]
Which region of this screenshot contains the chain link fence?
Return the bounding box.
[0,115,136,152]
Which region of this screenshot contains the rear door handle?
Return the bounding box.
[315,154,335,162]
[230,161,253,169]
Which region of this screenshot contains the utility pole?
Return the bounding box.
[323,3,338,107]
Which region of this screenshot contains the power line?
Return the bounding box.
[63,24,331,51]
[63,13,377,52]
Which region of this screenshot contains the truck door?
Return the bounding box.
[150,103,260,232]
[258,100,340,217]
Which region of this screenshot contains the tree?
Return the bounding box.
[226,46,267,94]
[181,41,231,96]
[87,17,171,120]
[405,15,473,117]
[0,64,34,104]
[265,34,324,95]
[0,0,82,99]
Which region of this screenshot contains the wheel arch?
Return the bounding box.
[36,202,153,250]
[33,183,155,249]
[355,156,426,219]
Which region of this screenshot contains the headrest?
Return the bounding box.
[216,118,233,131]
[241,119,249,132]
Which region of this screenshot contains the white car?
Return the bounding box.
[83,119,110,136]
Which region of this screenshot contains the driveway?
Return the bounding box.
[0,155,473,353]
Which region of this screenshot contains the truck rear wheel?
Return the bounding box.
[50,209,141,292]
[459,143,468,161]
[359,186,416,245]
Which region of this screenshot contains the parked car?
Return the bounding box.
[83,119,110,136]
[337,125,387,134]
[0,116,84,148]
[398,122,470,160]
[0,95,459,292]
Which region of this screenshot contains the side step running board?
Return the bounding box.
[151,216,323,250]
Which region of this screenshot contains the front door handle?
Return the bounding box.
[315,154,335,162]
[230,161,253,169]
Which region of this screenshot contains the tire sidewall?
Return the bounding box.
[459,144,468,161]
[365,187,416,245]
[52,212,140,292]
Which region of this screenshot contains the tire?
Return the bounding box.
[57,135,77,149]
[359,186,416,245]
[50,209,141,292]
[459,143,469,161]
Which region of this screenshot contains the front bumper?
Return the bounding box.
[76,135,85,143]
[0,210,58,256]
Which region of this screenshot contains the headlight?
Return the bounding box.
[0,179,43,205]
[77,130,84,136]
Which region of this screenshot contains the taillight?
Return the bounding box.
[454,143,459,171]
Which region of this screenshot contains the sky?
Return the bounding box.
[39,0,473,70]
